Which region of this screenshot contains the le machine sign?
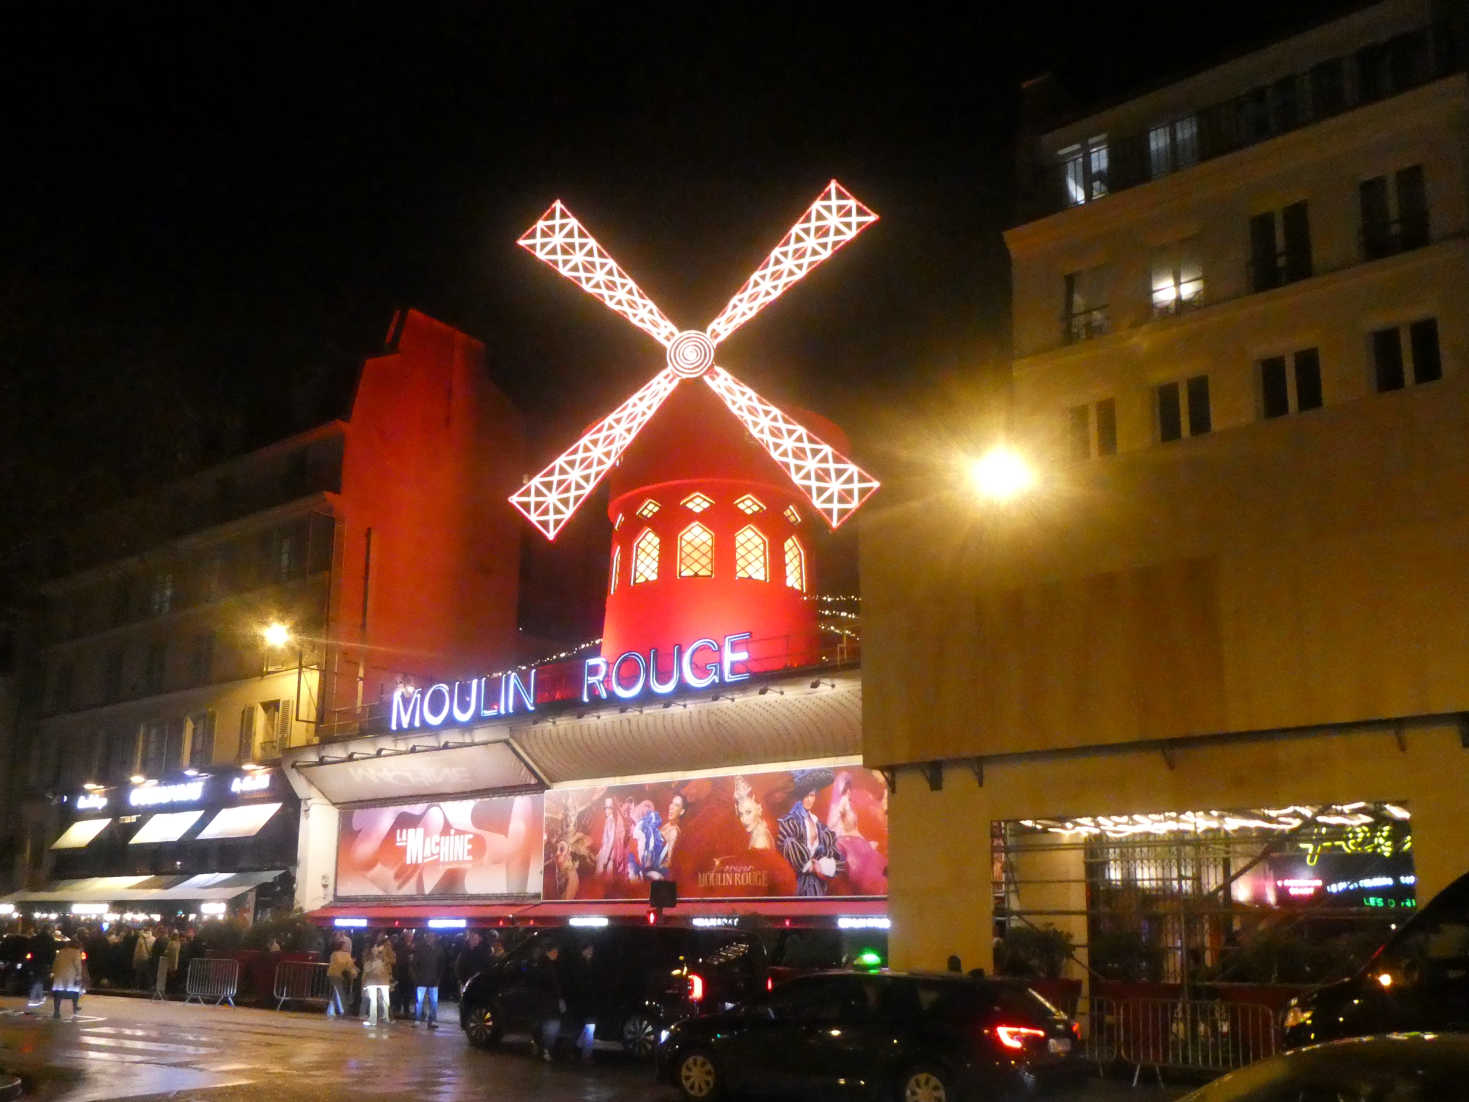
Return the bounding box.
[390,631,753,733]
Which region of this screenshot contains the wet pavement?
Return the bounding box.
[0,994,1191,1100]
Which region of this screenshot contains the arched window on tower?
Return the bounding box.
[632,529,660,585]
[609,545,621,595]
[784,536,806,592]
[734,525,768,581]
[678,523,714,578]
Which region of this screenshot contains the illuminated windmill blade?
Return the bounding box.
[510,367,683,540]
[517,200,681,347]
[704,180,878,346]
[702,367,880,529]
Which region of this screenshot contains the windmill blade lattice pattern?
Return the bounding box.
[510,368,682,539]
[705,181,878,346]
[702,367,879,528]
[517,201,679,347]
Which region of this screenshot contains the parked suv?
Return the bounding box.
[659,969,1084,1101]
[459,926,766,1058]
[1283,870,1469,1048]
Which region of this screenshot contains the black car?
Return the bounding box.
[1180,1033,1469,1101]
[658,969,1084,1101]
[459,926,766,1059]
[1282,871,1469,1049]
[0,935,33,996]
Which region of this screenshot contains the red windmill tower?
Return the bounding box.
[511,182,880,681]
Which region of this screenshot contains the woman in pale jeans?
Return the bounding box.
[51,938,87,1020]
[361,936,394,1027]
[325,936,358,1018]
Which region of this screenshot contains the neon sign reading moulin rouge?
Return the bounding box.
[390,630,751,731]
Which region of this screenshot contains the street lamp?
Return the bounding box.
[968,447,1036,502]
[259,620,316,732]
[261,621,292,649]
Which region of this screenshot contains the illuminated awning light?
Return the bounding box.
[568,915,610,928]
[70,903,109,916]
[199,902,228,916]
[0,904,15,915]
[427,918,467,930]
[195,802,282,840]
[334,918,368,928]
[50,818,112,850]
[128,810,205,845]
[837,916,891,930]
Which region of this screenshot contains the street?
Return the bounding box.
[0,994,1191,1101]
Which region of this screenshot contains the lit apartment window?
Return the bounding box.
[733,494,765,515]
[1064,266,1110,343]
[188,711,215,769]
[257,699,291,757]
[1260,349,1323,419]
[1058,134,1109,206]
[1360,166,1428,259]
[1249,202,1312,292]
[784,536,806,592]
[733,526,768,581]
[1151,239,1204,317]
[1372,319,1441,392]
[635,499,661,519]
[678,523,715,578]
[1147,116,1198,177]
[783,505,801,525]
[608,545,621,595]
[1157,376,1211,443]
[632,529,660,584]
[1068,398,1118,461]
[150,571,174,616]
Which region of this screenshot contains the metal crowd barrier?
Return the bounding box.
[183,958,240,1007]
[272,961,331,1011]
[1114,996,1277,1084]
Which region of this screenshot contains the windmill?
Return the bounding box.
[511,181,881,674]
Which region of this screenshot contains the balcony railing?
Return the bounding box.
[1362,214,1432,260]
[1248,250,1312,294]
[1151,278,1205,318]
[1025,21,1461,220]
[1064,306,1110,344]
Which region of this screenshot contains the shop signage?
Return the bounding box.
[230,772,271,795]
[389,628,755,731]
[391,669,537,732]
[76,793,108,811]
[582,631,751,703]
[129,779,206,808]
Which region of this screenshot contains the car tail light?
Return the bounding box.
[25,953,32,961]
[1071,1021,1081,1041]
[688,972,705,1003]
[766,976,773,992]
[647,909,658,926]
[994,1025,1046,1050]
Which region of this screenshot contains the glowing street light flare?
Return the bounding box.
[261,622,292,649]
[509,181,881,541]
[968,448,1036,502]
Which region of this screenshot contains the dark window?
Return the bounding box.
[238,705,257,762]
[51,661,75,712]
[140,720,166,776]
[1250,212,1279,292]
[766,976,871,1024]
[1157,382,1183,443]
[1187,375,1212,436]
[1360,175,1393,258]
[1282,201,1312,283]
[1397,165,1429,249]
[1410,318,1441,383]
[1095,398,1117,456]
[163,718,186,772]
[144,640,167,694]
[1373,328,1406,392]
[1068,405,1091,461]
[1295,349,1323,411]
[109,728,137,781]
[190,632,214,685]
[188,712,215,768]
[1271,75,1300,132]
[1309,58,1345,116]
[104,647,125,702]
[1064,268,1109,343]
[110,578,131,626]
[1261,356,1290,419]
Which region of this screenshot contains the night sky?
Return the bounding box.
[3,1,1361,632]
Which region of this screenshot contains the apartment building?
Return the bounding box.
[865,0,1469,989]
[4,309,524,914]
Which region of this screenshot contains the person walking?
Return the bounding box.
[164,928,182,995]
[567,941,601,1061]
[26,926,57,1012]
[50,938,87,1020]
[361,935,394,1027]
[531,942,567,1062]
[393,931,417,1021]
[326,935,357,1018]
[455,930,492,991]
[131,926,154,990]
[412,931,446,1029]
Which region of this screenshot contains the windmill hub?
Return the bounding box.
[667,330,716,378]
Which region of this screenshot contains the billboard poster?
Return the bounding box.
[336,794,542,898]
[543,767,888,901]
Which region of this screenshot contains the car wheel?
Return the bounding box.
[677,1050,721,1100]
[621,1012,658,1059]
[464,1002,503,1048]
[900,1065,953,1102]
